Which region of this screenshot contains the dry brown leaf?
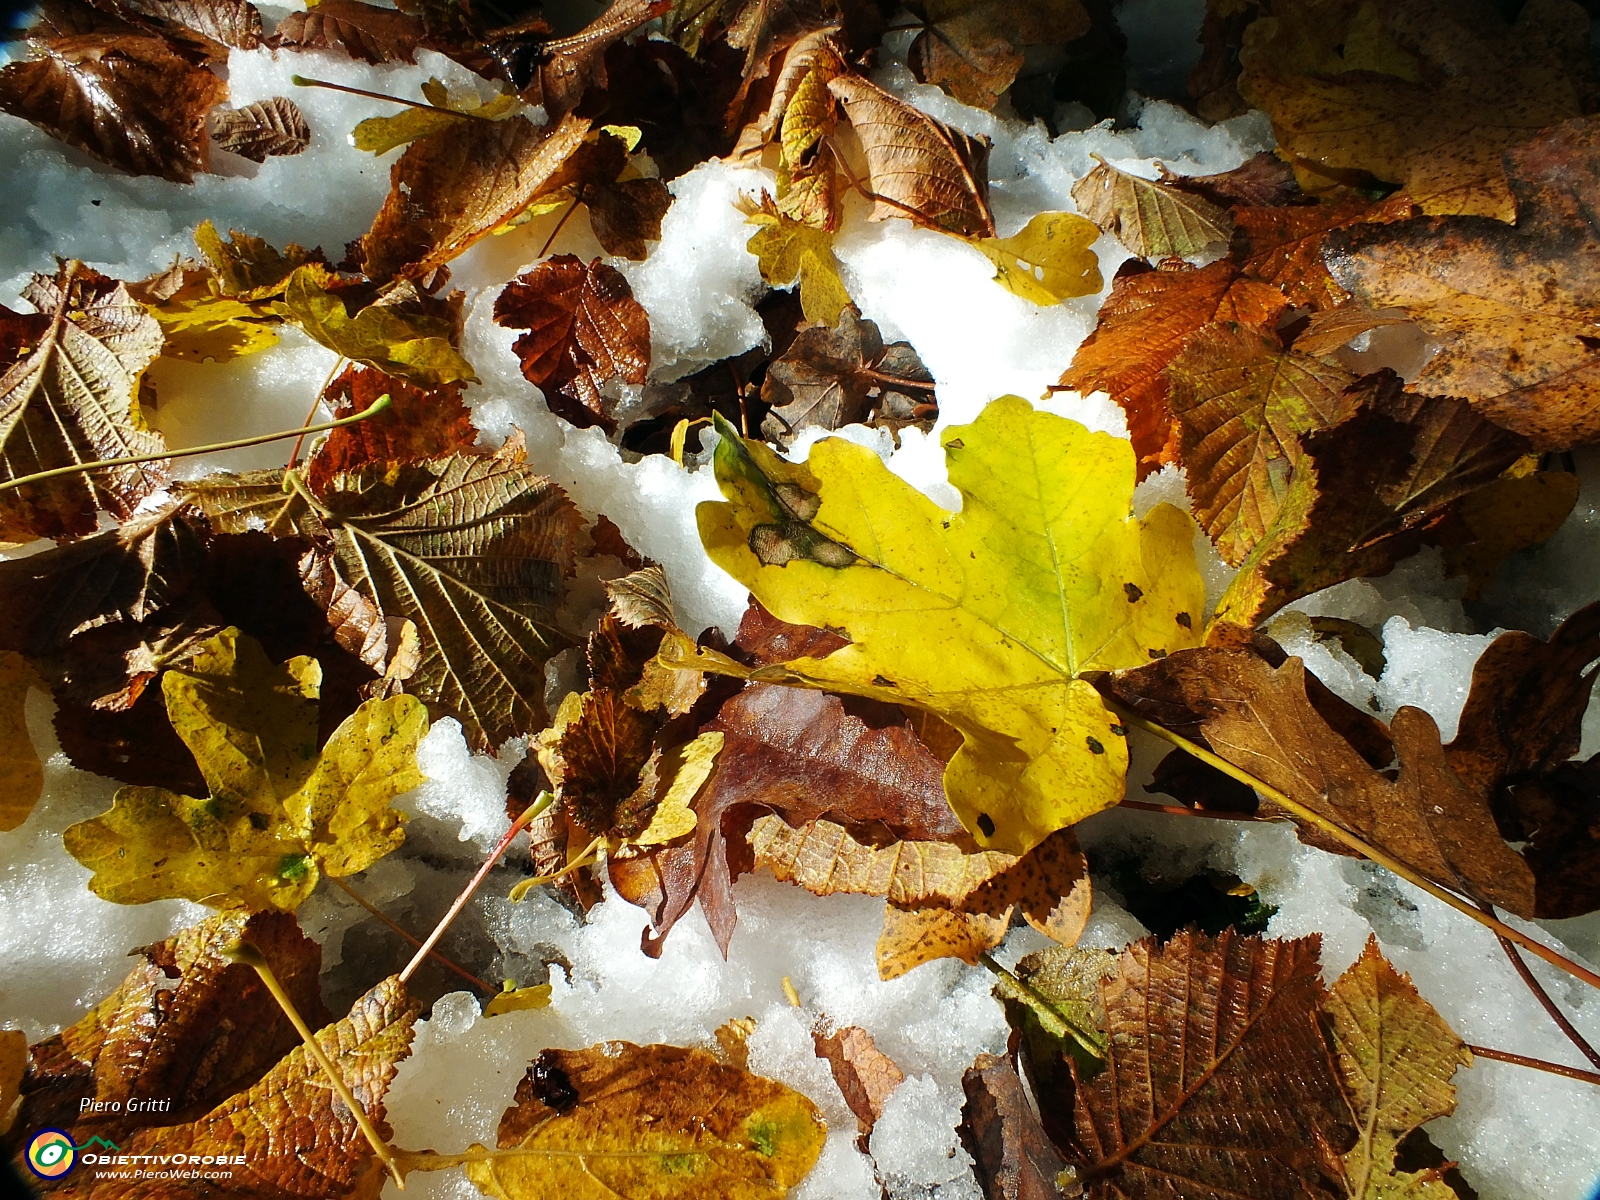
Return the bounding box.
[813,1024,903,1140]
[908,0,1091,111]
[876,904,1009,980]
[1071,155,1233,261]
[958,1052,1070,1200]
[493,0,673,120]
[1233,199,1385,312]
[269,0,424,64]
[305,364,479,497]
[208,96,309,162]
[1293,301,1413,358]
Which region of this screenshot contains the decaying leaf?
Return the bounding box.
[508,125,673,259]
[876,903,1010,980]
[465,1042,826,1198]
[813,1023,903,1140]
[958,1052,1070,1200]
[208,95,310,162]
[494,255,652,432]
[0,652,43,832]
[0,262,167,542]
[1071,155,1233,261]
[195,220,324,300]
[696,396,1203,853]
[972,211,1103,305]
[908,0,1092,110]
[494,0,674,121]
[305,364,479,497]
[62,627,427,909]
[0,33,226,182]
[269,0,425,64]
[741,191,853,326]
[1324,937,1472,1199]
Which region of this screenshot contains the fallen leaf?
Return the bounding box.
[1233,199,1382,312]
[183,452,580,749]
[352,80,523,155]
[491,0,673,120]
[775,58,842,231]
[194,220,324,300]
[208,95,310,161]
[276,266,478,387]
[62,627,428,909]
[15,912,329,1143]
[494,255,651,433]
[741,190,853,326]
[1432,466,1579,599]
[697,396,1203,853]
[1165,150,1299,209]
[1071,155,1233,261]
[359,112,590,283]
[958,1052,1070,1200]
[1324,114,1600,450]
[1104,645,1538,915]
[1324,937,1472,1199]
[484,984,553,1016]
[828,72,995,238]
[760,306,935,441]
[466,1042,826,1198]
[0,652,43,831]
[1061,931,1352,1197]
[972,211,1103,305]
[813,1024,903,1140]
[0,1030,22,1134]
[1292,301,1413,358]
[137,268,282,363]
[0,262,167,542]
[875,904,1010,979]
[0,33,226,182]
[122,0,263,49]
[513,125,674,259]
[1496,754,1600,920]
[269,0,424,64]
[908,0,1091,110]
[305,364,479,497]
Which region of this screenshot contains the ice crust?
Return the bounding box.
[2,11,1600,1200]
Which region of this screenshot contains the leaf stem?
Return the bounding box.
[1481,900,1600,1072]
[1117,798,1264,821]
[977,952,1105,1064]
[507,834,603,901]
[289,354,349,468]
[1103,699,1600,994]
[330,877,496,994]
[225,942,405,1188]
[538,198,581,258]
[1466,1044,1600,1087]
[0,395,392,496]
[399,791,553,984]
[290,75,496,119]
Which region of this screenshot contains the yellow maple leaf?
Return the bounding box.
[739,192,852,326]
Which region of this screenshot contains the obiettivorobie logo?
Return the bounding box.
[25,1131,118,1180]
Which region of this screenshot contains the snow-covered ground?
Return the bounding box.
[4,5,1600,1198]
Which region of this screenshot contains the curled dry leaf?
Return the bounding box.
[0,33,226,183]
[0,262,167,542]
[208,95,309,162]
[194,219,324,300]
[491,0,673,120]
[466,1042,826,1199]
[1071,155,1233,261]
[269,0,424,64]
[908,0,1091,110]
[813,1024,903,1141]
[958,1053,1070,1200]
[494,254,652,433]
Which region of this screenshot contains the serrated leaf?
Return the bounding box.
[696,395,1204,853]
[194,220,324,300]
[909,0,1091,110]
[1071,155,1233,261]
[972,211,1103,305]
[269,0,424,64]
[62,628,427,910]
[209,96,310,162]
[741,191,853,326]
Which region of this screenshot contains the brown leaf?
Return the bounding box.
[194,220,325,300]
[1431,466,1579,600]
[1063,931,1351,1197]
[759,306,935,442]
[269,0,424,64]
[1106,646,1538,916]
[493,254,652,433]
[1497,754,1600,919]
[1325,114,1600,450]
[305,364,479,498]
[1058,261,1287,482]
[16,912,328,1145]
[494,0,673,119]
[0,263,167,541]
[122,0,263,49]
[908,0,1091,111]
[0,33,226,183]
[731,597,849,666]
[958,1052,1070,1200]
[813,1024,904,1139]
[359,112,590,283]
[828,72,996,238]
[520,126,673,259]
[1071,155,1233,261]
[1233,199,1384,312]
[1292,301,1413,358]
[208,96,309,162]
[1165,151,1299,210]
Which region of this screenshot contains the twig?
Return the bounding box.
[978,952,1105,1063]
[1104,699,1600,994]
[291,75,496,120]
[226,942,405,1188]
[1117,798,1264,821]
[1481,901,1600,1072]
[0,395,392,495]
[288,355,349,468]
[330,877,495,994]
[507,834,603,902]
[538,199,580,258]
[1466,1044,1600,1087]
[399,791,553,984]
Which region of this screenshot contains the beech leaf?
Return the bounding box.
[972,211,1103,305]
[208,96,310,162]
[270,0,425,64]
[1071,155,1234,261]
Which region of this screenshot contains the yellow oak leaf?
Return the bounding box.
[695,395,1203,853]
[972,212,1103,305]
[62,627,427,911]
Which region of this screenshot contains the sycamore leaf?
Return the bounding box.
[0,652,43,832]
[305,364,479,498]
[466,1042,826,1198]
[359,113,590,283]
[208,96,309,162]
[1105,644,1538,916]
[62,628,427,910]
[813,1025,903,1139]
[828,73,996,238]
[276,266,478,387]
[696,396,1203,853]
[908,0,1091,110]
[182,453,580,749]
[0,33,226,183]
[0,262,167,542]
[493,255,651,433]
[269,0,424,64]
[1325,937,1472,1200]
[741,191,853,326]
[972,211,1103,305]
[958,1053,1071,1200]
[1071,156,1233,261]
[1325,115,1600,450]
[1059,260,1287,481]
[508,126,673,258]
[14,912,328,1144]
[194,220,324,300]
[1061,931,1352,1197]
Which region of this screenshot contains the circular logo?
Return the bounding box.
[26,1129,77,1179]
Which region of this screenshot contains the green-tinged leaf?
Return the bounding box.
[194,220,325,300]
[741,192,851,326]
[351,81,522,155]
[972,212,1102,305]
[695,395,1203,853]
[62,628,427,910]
